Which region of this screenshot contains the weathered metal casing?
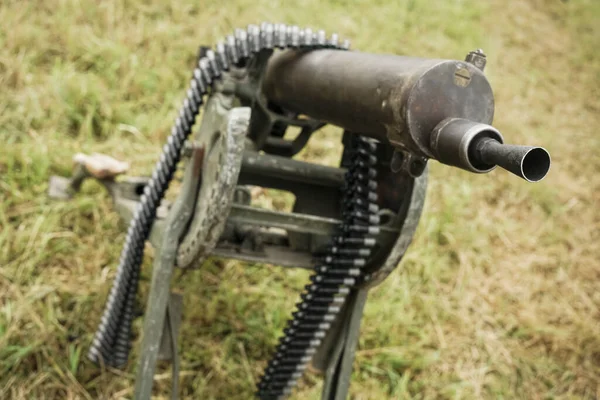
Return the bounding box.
[430,117,504,173]
[263,50,495,158]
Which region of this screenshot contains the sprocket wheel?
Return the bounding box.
[176,105,249,268]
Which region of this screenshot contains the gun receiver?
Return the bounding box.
[263,50,550,181]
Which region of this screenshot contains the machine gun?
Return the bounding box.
[48,23,551,399]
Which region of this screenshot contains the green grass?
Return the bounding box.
[1,0,600,398]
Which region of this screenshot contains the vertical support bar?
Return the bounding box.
[166,296,181,400]
[321,288,369,400]
[132,225,181,399]
[133,148,206,400]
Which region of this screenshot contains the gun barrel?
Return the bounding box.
[263,49,495,157]
[263,50,550,182]
[473,139,551,182]
[429,117,551,181]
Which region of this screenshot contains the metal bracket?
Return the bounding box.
[234,49,326,156]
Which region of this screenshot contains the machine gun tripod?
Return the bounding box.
[49,23,550,399]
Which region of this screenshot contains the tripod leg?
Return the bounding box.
[132,144,207,399]
[166,295,181,400]
[321,288,369,400]
[158,293,183,362]
[133,241,177,399]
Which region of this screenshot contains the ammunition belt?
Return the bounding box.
[256,135,379,399]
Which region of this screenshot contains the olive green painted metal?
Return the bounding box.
[132,122,209,399]
[158,293,183,362]
[132,156,200,399]
[134,104,250,398]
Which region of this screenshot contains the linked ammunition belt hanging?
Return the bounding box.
[87,23,376,399]
[256,136,379,398]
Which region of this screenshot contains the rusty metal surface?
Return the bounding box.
[175,99,249,268]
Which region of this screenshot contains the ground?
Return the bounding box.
[1,0,599,399]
